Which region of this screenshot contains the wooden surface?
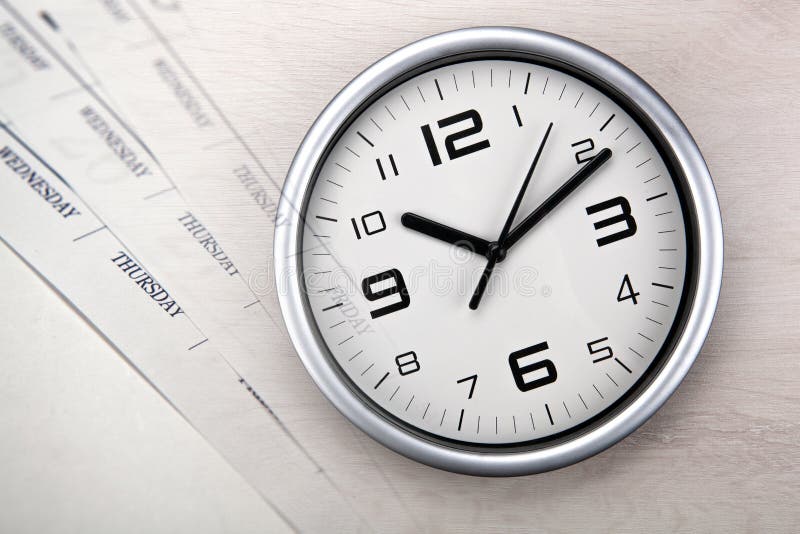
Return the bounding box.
[3,1,799,531]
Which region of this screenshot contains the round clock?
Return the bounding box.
[275,27,722,476]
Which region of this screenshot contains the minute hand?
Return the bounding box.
[504,148,612,250]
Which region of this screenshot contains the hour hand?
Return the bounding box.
[401,212,491,257]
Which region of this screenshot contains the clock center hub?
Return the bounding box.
[487,241,508,262]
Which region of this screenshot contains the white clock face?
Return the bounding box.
[300,57,690,446]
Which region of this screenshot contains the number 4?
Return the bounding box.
[617,273,640,305]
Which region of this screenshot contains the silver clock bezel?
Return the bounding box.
[274,27,723,476]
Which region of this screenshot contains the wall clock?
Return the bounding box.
[275,27,722,475]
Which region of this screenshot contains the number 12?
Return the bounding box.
[421,109,491,166]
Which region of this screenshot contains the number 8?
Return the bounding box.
[395,351,420,376]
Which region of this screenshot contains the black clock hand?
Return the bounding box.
[503,147,612,251]
[469,122,553,310]
[401,213,492,257]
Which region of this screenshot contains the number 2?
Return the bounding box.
[571,138,596,163]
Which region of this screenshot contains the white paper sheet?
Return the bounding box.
[0,3,375,528]
[0,1,422,530]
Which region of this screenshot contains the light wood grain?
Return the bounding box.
[169,1,799,531]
